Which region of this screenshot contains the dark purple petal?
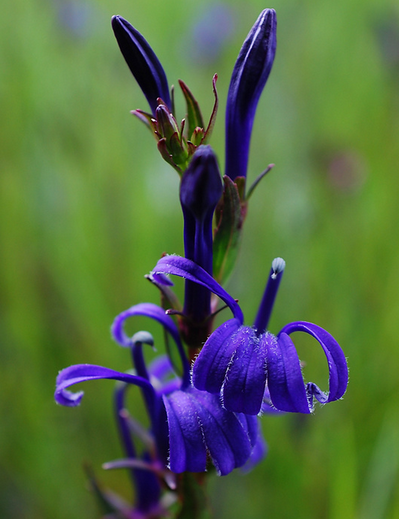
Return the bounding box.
[192,318,241,393]
[148,354,181,396]
[193,324,272,415]
[221,328,269,414]
[266,333,310,413]
[279,321,349,405]
[147,354,173,381]
[150,272,174,286]
[241,428,268,473]
[163,387,255,475]
[162,390,207,473]
[111,302,190,386]
[225,9,277,180]
[193,390,253,475]
[236,412,259,448]
[261,385,285,415]
[151,255,244,323]
[55,364,155,407]
[112,15,171,114]
[114,384,163,513]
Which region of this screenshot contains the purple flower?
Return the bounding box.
[151,255,349,416]
[112,15,171,114]
[225,9,277,181]
[55,303,265,477]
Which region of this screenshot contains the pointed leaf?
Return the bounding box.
[179,79,204,139]
[131,109,158,135]
[202,74,219,144]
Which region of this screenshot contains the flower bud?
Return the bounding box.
[225,9,277,180]
[112,15,171,114]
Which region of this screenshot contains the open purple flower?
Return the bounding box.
[151,255,349,416]
[55,302,265,476]
[225,8,277,181]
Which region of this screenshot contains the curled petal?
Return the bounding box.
[163,387,256,475]
[112,303,177,347]
[266,333,310,413]
[267,322,349,413]
[55,364,155,407]
[279,321,349,405]
[151,255,244,323]
[111,302,190,386]
[111,16,171,114]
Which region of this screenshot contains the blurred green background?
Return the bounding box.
[1,0,399,517]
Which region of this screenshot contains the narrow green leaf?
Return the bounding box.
[202,74,219,144]
[131,109,158,135]
[179,79,204,140]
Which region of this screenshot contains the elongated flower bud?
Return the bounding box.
[225,9,277,180]
[112,15,171,114]
[180,146,222,341]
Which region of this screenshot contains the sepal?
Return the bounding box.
[179,74,219,146]
[178,79,205,140]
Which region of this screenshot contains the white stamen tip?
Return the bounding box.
[271,257,285,278]
[132,331,154,347]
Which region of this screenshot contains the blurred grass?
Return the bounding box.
[1,0,399,517]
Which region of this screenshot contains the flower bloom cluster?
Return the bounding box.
[55,9,348,518]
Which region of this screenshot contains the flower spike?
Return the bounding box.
[112,15,171,114]
[225,9,277,181]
